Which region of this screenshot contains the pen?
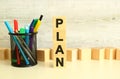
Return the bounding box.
[4,21,30,65]
[25,25,30,45]
[29,19,38,32]
[14,20,18,32]
[17,36,36,64]
[34,15,43,32]
[14,19,21,65]
[29,27,34,50]
[29,19,39,50]
[32,19,38,28]
[20,27,25,39]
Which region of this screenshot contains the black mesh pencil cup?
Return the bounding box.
[9,32,37,67]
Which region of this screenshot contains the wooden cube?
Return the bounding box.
[53,43,66,67]
[53,16,66,30]
[37,48,50,62]
[66,48,78,61]
[53,30,66,43]
[105,48,116,60]
[116,48,120,60]
[4,48,11,60]
[78,48,91,61]
[53,55,66,67]
[0,48,5,60]
[91,48,105,60]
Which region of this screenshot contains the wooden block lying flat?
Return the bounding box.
[105,48,116,60]
[4,48,11,60]
[66,48,78,61]
[0,48,5,60]
[78,48,91,61]
[0,48,11,60]
[116,48,120,60]
[91,48,105,60]
[37,48,50,62]
[91,48,99,60]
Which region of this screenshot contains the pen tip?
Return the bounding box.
[39,15,43,21]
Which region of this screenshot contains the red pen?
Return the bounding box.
[14,19,20,65]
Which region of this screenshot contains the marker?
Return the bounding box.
[29,19,39,50]
[32,19,38,28]
[29,19,38,28]
[14,19,21,65]
[4,21,29,65]
[20,27,25,38]
[25,25,30,45]
[29,27,34,49]
[14,20,18,32]
[29,19,38,33]
[17,36,36,64]
[34,15,43,32]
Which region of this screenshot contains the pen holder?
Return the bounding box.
[9,32,38,67]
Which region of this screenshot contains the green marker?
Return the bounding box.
[20,27,25,38]
[19,27,25,62]
[32,19,38,28]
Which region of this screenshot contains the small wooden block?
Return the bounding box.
[53,55,66,67]
[53,16,66,30]
[116,48,120,60]
[0,48,5,60]
[53,43,66,54]
[37,48,50,62]
[53,43,66,67]
[105,48,116,60]
[4,48,11,60]
[78,48,91,60]
[91,48,99,60]
[91,48,105,60]
[53,30,66,43]
[66,48,78,61]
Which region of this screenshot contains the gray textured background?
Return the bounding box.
[1,0,120,48]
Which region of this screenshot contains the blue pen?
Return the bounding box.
[4,21,29,65]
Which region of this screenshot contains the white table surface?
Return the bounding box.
[0,60,120,79]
